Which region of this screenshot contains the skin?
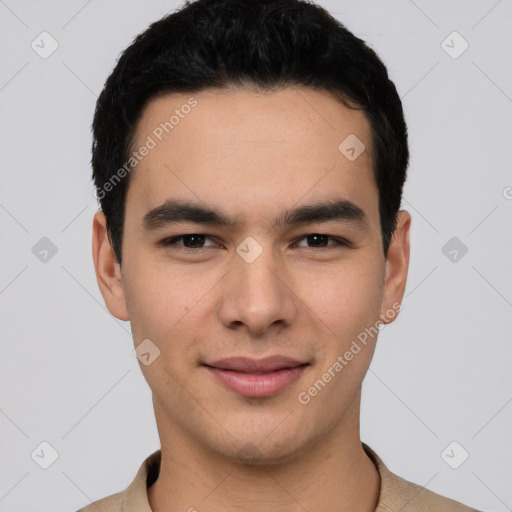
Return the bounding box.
[92,86,411,512]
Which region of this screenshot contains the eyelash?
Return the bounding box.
[160,234,350,253]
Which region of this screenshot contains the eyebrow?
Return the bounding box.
[142,198,369,231]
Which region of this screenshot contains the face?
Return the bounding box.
[93,87,410,463]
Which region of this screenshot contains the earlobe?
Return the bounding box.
[92,210,130,321]
[380,210,411,325]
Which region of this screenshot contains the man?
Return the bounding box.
[82,0,479,510]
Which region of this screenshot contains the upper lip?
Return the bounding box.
[204,356,307,373]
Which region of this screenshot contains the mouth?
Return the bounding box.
[203,356,309,398]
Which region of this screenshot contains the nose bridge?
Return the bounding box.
[219,237,297,333]
[239,243,280,296]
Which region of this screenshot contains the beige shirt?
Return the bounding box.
[77,444,480,511]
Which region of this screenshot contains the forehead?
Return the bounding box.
[126,87,378,229]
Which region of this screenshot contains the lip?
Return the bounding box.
[206,356,305,373]
[204,356,308,398]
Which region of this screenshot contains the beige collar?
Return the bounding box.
[117,443,476,512]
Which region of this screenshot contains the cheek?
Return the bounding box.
[123,255,222,352]
[296,263,383,409]
[294,258,383,336]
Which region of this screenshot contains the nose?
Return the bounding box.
[218,243,298,336]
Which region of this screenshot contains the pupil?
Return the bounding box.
[184,234,204,248]
[308,234,328,247]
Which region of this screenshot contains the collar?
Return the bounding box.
[119,443,423,512]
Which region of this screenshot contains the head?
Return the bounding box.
[92,0,410,463]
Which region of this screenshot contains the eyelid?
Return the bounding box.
[160,233,351,251]
[160,234,220,248]
[292,234,350,248]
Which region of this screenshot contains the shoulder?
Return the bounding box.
[74,449,161,512]
[362,444,481,512]
[75,491,123,512]
[387,472,480,511]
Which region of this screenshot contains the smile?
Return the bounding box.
[203,356,309,398]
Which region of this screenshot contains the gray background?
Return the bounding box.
[1,0,511,511]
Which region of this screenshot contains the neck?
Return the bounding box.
[148,394,380,512]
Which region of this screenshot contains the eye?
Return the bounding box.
[159,233,350,253]
[293,234,349,249]
[160,234,219,251]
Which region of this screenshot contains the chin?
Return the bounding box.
[208,424,316,467]
[222,440,305,466]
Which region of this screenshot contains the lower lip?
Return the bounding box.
[205,365,308,398]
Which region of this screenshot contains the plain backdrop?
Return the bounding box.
[0,1,511,511]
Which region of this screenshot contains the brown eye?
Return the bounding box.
[161,234,217,250]
[294,234,348,249]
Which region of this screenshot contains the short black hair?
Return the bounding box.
[92,0,409,265]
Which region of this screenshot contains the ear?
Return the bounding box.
[92,210,130,321]
[380,210,411,325]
